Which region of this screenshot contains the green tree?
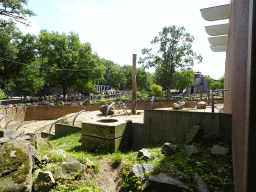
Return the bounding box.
[174,68,195,92]
[139,25,202,99]
[136,68,152,92]
[203,75,215,89]
[0,23,22,91]
[38,30,105,95]
[211,76,224,90]
[0,0,36,27]
[12,33,44,97]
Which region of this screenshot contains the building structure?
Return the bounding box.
[95,85,113,92]
[186,71,209,95]
[200,1,254,191]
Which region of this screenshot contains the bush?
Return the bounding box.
[0,89,7,100]
[149,84,162,97]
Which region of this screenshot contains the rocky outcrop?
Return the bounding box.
[194,173,209,192]
[211,145,229,155]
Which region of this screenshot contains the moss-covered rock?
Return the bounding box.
[0,143,31,191]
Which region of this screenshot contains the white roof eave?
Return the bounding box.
[200,4,230,21]
[208,35,228,45]
[210,45,227,52]
[205,23,229,36]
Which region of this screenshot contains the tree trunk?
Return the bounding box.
[167,86,171,100]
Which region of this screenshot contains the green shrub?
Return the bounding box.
[0,89,7,100]
[149,84,162,97]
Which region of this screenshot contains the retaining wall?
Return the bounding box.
[3,99,223,121]
[143,110,232,147]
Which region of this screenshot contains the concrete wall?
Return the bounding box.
[143,110,232,147]
[55,123,81,138]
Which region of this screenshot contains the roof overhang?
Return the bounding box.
[200,4,231,52]
[200,4,230,21]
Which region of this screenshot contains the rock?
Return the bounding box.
[100,105,115,115]
[85,158,95,168]
[197,101,207,109]
[144,173,190,192]
[42,155,49,163]
[40,101,49,105]
[49,149,66,159]
[172,103,183,110]
[183,145,199,157]
[186,125,204,144]
[33,171,55,191]
[0,139,39,192]
[53,158,85,180]
[211,145,229,155]
[219,107,224,113]
[48,102,55,106]
[130,164,155,180]
[194,173,209,192]
[0,129,24,138]
[33,169,42,177]
[32,102,38,106]
[138,148,151,160]
[83,100,91,105]
[184,101,197,108]
[178,101,185,107]
[161,142,177,156]
[10,150,16,157]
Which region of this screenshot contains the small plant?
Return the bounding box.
[111,152,123,168]
[0,88,7,100]
[49,154,65,163]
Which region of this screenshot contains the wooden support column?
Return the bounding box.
[132,54,137,114]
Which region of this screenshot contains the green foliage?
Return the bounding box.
[52,178,103,192]
[0,88,7,99]
[110,152,123,168]
[0,0,36,27]
[139,25,202,98]
[149,83,162,96]
[174,68,195,91]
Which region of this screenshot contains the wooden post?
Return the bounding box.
[132,54,137,114]
[200,85,202,101]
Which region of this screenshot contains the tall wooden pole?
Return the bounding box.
[132,54,137,114]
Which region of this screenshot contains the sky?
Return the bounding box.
[16,0,230,80]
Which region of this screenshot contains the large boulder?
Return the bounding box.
[197,101,207,109]
[130,164,155,180]
[100,105,115,115]
[49,149,66,161]
[194,173,209,192]
[144,173,190,192]
[0,138,40,192]
[186,125,205,144]
[53,157,85,180]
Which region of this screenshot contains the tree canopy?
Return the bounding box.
[139,25,202,99]
[0,0,36,27]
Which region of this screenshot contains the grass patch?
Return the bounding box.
[36,132,233,192]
